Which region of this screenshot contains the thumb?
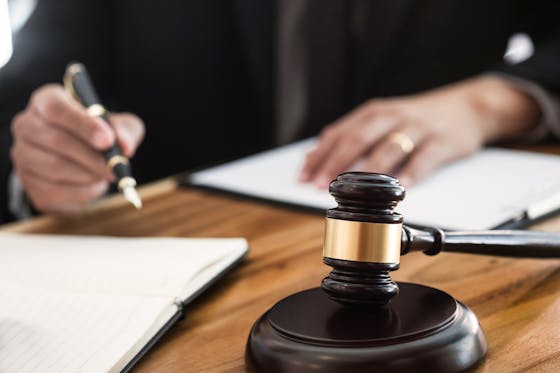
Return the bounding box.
[109,112,146,157]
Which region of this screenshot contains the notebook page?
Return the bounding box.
[0,234,247,299]
[189,138,560,230]
[0,283,177,373]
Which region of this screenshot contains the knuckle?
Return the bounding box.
[42,84,65,98]
[31,84,60,105]
[42,99,65,121]
[30,86,46,105]
[10,113,24,137]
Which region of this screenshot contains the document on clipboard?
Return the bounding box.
[187,138,560,230]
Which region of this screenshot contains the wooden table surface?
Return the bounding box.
[2,176,560,373]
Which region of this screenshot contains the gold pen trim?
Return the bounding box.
[323,218,402,263]
[107,155,130,170]
[86,103,107,117]
[118,176,137,191]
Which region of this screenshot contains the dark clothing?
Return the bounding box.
[1,0,559,223]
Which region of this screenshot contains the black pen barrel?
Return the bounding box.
[65,62,100,107]
[64,62,137,191]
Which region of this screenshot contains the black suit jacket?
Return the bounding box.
[0,0,559,222]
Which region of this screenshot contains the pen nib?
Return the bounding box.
[123,186,143,209]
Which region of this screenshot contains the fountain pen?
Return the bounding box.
[63,62,142,209]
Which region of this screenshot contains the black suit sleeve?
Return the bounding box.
[0,0,113,223]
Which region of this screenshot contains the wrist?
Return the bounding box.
[463,76,542,143]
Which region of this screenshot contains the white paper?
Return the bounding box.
[0,283,176,373]
[0,234,248,373]
[190,138,560,230]
[0,234,247,298]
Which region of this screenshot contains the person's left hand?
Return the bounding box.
[299,76,541,188]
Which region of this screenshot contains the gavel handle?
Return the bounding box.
[402,226,560,258]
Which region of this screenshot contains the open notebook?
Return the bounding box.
[188,138,560,230]
[0,233,248,373]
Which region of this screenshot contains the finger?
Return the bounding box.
[299,104,397,183]
[309,115,404,187]
[361,126,426,177]
[299,125,344,182]
[12,110,111,180]
[11,138,102,185]
[18,169,109,214]
[109,112,146,157]
[30,84,114,150]
[299,106,373,181]
[396,139,456,187]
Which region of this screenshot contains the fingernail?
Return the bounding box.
[119,131,133,156]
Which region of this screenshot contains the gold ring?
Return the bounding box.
[387,132,414,154]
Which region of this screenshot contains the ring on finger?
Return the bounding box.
[387,131,414,155]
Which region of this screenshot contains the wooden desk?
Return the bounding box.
[2,178,560,372]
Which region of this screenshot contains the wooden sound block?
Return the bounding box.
[246,283,486,372]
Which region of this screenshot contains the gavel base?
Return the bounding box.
[246,283,486,373]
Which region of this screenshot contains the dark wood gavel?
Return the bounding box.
[322,172,560,307]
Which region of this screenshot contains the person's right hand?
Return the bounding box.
[10,84,145,215]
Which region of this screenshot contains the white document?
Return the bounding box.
[189,138,560,230]
[0,234,248,373]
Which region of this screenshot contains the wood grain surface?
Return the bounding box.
[2,176,560,372]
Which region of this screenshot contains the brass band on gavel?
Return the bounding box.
[322,218,402,264]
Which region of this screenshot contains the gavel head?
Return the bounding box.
[321,172,405,307]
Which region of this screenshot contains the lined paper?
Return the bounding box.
[0,234,248,372]
[0,283,176,373]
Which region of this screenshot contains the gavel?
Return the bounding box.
[322,172,560,307]
[246,172,560,373]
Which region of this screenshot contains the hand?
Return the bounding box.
[10,84,145,214]
[299,76,541,188]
